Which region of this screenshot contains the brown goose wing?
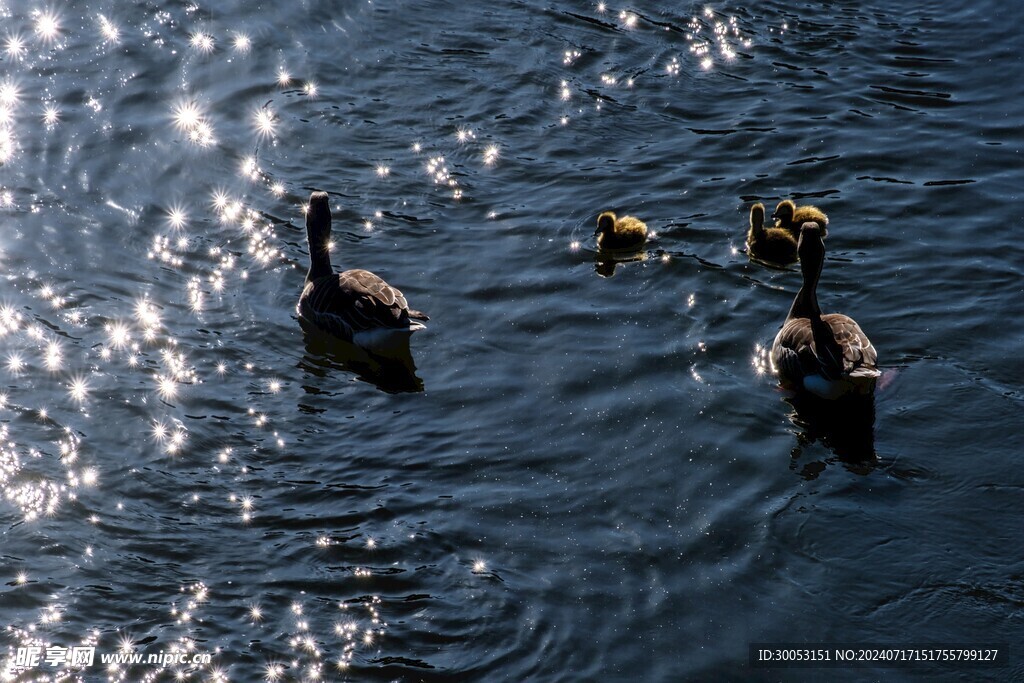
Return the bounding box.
[307,269,414,331]
[772,319,820,386]
[822,314,878,376]
[773,314,877,386]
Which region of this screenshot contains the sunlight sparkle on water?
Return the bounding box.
[303,81,318,98]
[211,190,229,211]
[68,376,90,402]
[98,15,120,44]
[0,305,20,334]
[166,205,188,230]
[172,100,199,129]
[172,99,215,146]
[6,352,24,373]
[483,144,500,166]
[4,34,27,60]
[156,375,178,401]
[752,343,771,376]
[232,32,251,53]
[0,82,19,106]
[254,107,276,138]
[189,32,215,54]
[172,99,199,130]
[80,467,98,486]
[42,103,60,125]
[241,155,260,180]
[44,341,63,371]
[34,11,61,43]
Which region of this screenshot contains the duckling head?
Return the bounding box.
[771,199,796,223]
[306,191,332,250]
[797,222,824,262]
[595,211,617,236]
[750,202,765,229]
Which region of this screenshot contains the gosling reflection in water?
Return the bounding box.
[595,251,648,278]
[298,318,423,394]
[784,392,878,478]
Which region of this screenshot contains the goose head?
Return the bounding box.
[306,191,332,252]
[797,222,824,264]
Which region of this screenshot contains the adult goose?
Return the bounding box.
[771,223,879,399]
[297,191,427,353]
[771,199,829,239]
[746,202,797,265]
[594,211,648,251]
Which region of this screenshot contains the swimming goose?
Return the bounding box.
[771,199,829,239]
[771,223,879,399]
[595,211,647,251]
[297,191,427,353]
[746,202,797,265]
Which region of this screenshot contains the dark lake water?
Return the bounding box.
[1,0,1022,681]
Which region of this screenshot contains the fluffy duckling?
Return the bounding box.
[771,223,879,399]
[594,211,648,251]
[746,202,797,265]
[771,199,829,239]
[298,191,428,354]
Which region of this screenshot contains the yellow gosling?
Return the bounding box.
[746,202,797,265]
[771,199,829,239]
[594,211,647,251]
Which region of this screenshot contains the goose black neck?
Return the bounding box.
[306,236,333,283]
[787,235,824,321]
[305,195,334,283]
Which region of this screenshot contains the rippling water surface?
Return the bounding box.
[1,0,1022,680]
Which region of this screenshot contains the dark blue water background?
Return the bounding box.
[1,0,1022,680]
